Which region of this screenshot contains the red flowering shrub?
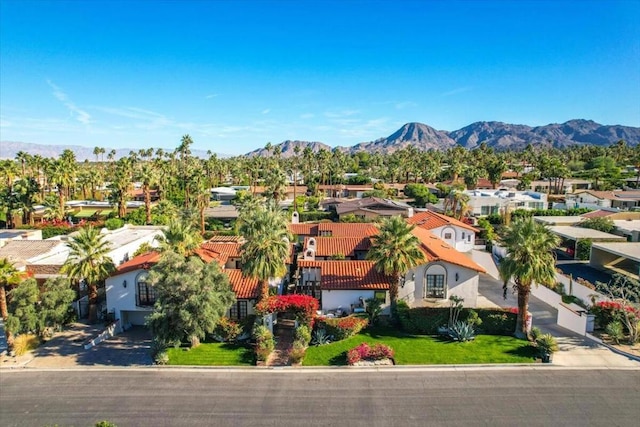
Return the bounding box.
[591,300,639,329]
[347,343,394,365]
[213,317,242,342]
[316,316,369,341]
[255,294,319,326]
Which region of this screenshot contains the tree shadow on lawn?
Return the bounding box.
[505,344,538,359]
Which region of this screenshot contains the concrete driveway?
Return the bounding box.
[473,250,639,368]
[0,323,152,369]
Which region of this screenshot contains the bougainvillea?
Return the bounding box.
[255,294,320,325]
[346,343,394,365]
[315,316,369,340]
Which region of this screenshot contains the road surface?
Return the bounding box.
[1,368,639,426]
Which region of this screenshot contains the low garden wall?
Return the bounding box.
[557,302,590,335]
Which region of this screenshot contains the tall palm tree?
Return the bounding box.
[138,161,158,224]
[498,217,560,339]
[239,205,290,301]
[61,226,115,323]
[367,216,426,315]
[155,218,203,257]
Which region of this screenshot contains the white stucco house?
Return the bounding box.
[407,211,478,252]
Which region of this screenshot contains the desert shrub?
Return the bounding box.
[154,350,169,365]
[213,317,243,342]
[295,324,311,345]
[289,340,307,364]
[311,329,332,345]
[12,334,39,356]
[606,321,624,345]
[591,301,624,329]
[346,343,394,365]
[253,325,275,362]
[315,316,368,341]
[104,217,124,230]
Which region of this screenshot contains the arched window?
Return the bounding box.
[136,272,156,306]
[424,264,447,299]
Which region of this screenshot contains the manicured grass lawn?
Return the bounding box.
[302,327,537,366]
[167,342,255,366]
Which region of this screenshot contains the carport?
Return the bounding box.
[590,242,640,279]
[548,226,626,259]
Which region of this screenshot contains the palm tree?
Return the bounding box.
[61,226,115,323]
[138,161,158,224]
[367,216,426,315]
[239,205,290,301]
[155,218,203,257]
[498,217,560,339]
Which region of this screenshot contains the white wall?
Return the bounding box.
[321,289,376,312]
[105,268,152,331]
[398,261,480,307]
[432,225,475,252]
[557,303,589,335]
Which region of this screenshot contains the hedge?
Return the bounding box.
[396,301,516,336]
[299,211,334,222]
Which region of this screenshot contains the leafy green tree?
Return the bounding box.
[5,278,40,336]
[239,205,290,301]
[498,217,560,338]
[146,251,236,347]
[403,183,437,207]
[62,226,115,323]
[367,216,426,315]
[577,217,615,233]
[39,277,76,332]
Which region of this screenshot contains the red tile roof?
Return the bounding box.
[289,223,319,236]
[206,235,243,243]
[408,211,478,232]
[201,242,241,258]
[410,227,485,273]
[317,222,379,237]
[304,236,370,257]
[115,251,161,274]
[224,269,260,299]
[581,210,616,219]
[298,260,390,290]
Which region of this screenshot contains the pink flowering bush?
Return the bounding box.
[346,343,394,365]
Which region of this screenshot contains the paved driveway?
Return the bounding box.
[1,323,152,368]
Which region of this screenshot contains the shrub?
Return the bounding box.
[477,311,517,335]
[41,225,75,239]
[12,334,39,356]
[104,218,124,230]
[295,324,311,345]
[213,317,243,342]
[95,421,118,427]
[154,350,169,365]
[253,325,275,362]
[535,333,558,355]
[591,301,624,329]
[315,316,368,341]
[289,340,307,364]
[365,297,383,325]
[606,321,624,345]
[530,326,542,341]
[298,211,334,222]
[346,343,394,365]
[311,329,332,345]
[448,321,476,342]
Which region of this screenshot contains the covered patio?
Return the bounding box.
[548,226,626,259]
[589,242,640,279]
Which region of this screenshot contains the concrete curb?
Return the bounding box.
[586,333,640,362]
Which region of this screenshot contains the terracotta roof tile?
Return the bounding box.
[224,269,260,299]
[581,210,616,219]
[115,251,161,274]
[407,211,477,232]
[304,236,370,257]
[289,223,319,236]
[317,222,379,237]
[0,240,66,263]
[298,260,390,290]
[206,235,243,243]
[410,227,485,273]
[201,242,241,258]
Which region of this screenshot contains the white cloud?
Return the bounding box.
[261,109,271,115]
[46,80,92,125]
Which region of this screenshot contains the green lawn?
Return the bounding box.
[167,342,255,366]
[302,327,537,366]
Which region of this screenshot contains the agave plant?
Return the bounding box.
[311,329,332,346]
[448,321,476,342]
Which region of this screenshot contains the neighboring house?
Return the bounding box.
[567,190,640,211]
[105,249,261,332]
[407,211,478,252]
[529,179,592,194]
[129,188,160,203]
[66,200,147,220]
[335,197,413,220]
[589,242,640,279]
[0,229,43,247]
[612,220,640,242]
[289,222,379,241]
[463,190,548,216]
[0,240,69,281]
[210,187,237,203]
[301,236,370,261]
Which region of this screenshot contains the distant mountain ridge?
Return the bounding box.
[2,119,638,159]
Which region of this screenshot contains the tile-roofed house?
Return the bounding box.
[0,240,66,265]
[200,242,243,269]
[302,236,370,260]
[298,260,389,290]
[581,209,617,219]
[205,235,243,243]
[289,223,319,239]
[105,247,264,332]
[317,222,379,238]
[407,211,478,252]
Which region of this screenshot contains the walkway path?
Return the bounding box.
[473,250,638,367]
[265,319,295,367]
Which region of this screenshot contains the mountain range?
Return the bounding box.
[2,119,638,160]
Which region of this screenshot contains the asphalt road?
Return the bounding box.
[1,368,639,427]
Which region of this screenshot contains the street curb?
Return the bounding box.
[586,333,640,362]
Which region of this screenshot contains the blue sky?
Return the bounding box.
[1,0,639,155]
